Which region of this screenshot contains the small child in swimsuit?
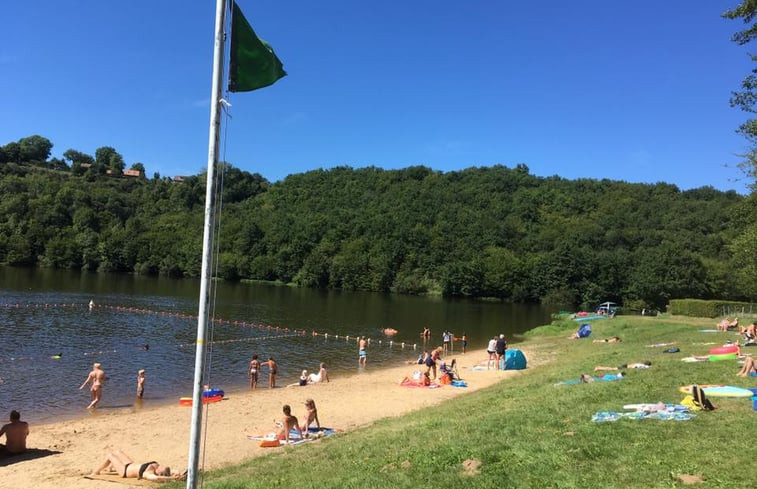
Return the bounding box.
[136,369,145,399]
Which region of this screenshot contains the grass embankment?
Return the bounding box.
[177,316,756,489]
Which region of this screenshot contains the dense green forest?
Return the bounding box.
[0,135,754,310]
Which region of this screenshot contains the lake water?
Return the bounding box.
[0,267,554,423]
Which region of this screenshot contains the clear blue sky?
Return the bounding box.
[1,1,753,192]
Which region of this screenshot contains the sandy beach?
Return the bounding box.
[0,347,537,488]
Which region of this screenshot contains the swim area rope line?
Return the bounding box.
[0,301,419,362]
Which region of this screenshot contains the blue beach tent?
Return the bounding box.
[504,349,527,370]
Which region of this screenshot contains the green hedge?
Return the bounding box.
[668,299,753,318]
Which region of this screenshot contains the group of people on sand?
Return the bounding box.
[401,343,456,386]
[289,363,330,387]
[272,399,323,444]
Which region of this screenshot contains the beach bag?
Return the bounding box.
[577,324,592,338]
[440,373,452,384]
[691,385,715,411]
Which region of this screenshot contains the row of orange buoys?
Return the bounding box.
[0,301,418,363]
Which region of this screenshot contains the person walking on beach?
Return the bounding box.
[358,337,367,366]
[461,333,467,354]
[80,362,106,409]
[0,410,29,455]
[249,354,261,390]
[264,357,277,388]
[487,336,497,370]
[495,334,507,370]
[136,369,145,399]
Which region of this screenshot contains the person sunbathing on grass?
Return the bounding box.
[91,448,186,481]
[593,336,621,343]
[579,372,624,383]
[739,322,756,343]
[737,356,756,377]
[594,361,651,371]
[717,317,731,332]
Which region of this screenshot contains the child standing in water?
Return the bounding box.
[265,357,278,388]
[136,369,146,399]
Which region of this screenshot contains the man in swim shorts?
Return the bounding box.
[358,337,367,366]
[79,363,106,409]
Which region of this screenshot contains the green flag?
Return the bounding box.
[228,2,286,92]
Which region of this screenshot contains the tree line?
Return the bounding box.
[0,135,754,311]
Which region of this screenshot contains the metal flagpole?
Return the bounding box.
[187,0,227,487]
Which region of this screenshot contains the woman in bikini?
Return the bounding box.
[92,448,185,481]
[249,354,261,390]
[301,399,321,432]
[79,363,106,409]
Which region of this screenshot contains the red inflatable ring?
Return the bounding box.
[709,345,739,355]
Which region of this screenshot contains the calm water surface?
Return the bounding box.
[0,267,554,423]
